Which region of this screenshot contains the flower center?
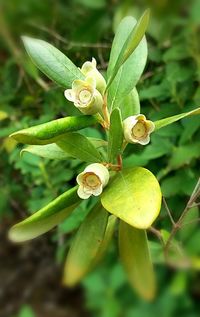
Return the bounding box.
[132,121,147,139]
[83,172,101,189]
[79,89,92,104]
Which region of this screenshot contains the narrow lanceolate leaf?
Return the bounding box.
[120,88,140,119]
[21,144,71,160]
[101,167,162,229]
[9,186,81,242]
[107,108,123,163]
[22,36,84,87]
[57,132,102,163]
[107,17,147,111]
[107,9,150,88]
[63,204,109,286]
[10,115,98,145]
[154,107,200,130]
[119,221,156,300]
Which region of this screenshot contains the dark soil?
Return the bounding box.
[0,217,89,317]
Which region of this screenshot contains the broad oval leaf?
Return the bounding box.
[107,108,123,163]
[107,16,147,111]
[63,204,109,286]
[57,132,103,163]
[21,143,71,160]
[22,36,84,87]
[119,221,156,300]
[10,115,98,145]
[120,87,140,119]
[154,107,200,130]
[101,167,162,229]
[107,9,150,88]
[9,186,81,242]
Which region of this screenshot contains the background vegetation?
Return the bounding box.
[0,0,200,316]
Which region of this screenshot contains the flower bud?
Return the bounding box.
[123,114,155,145]
[76,163,109,199]
[64,76,103,115]
[80,58,106,95]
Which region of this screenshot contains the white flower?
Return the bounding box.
[80,58,106,95]
[123,114,155,145]
[76,163,109,199]
[64,76,103,115]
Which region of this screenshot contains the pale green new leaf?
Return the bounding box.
[107,108,124,163]
[101,167,162,229]
[57,132,102,162]
[22,36,84,87]
[107,17,147,111]
[154,107,200,130]
[63,204,109,286]
[119,221,156,300]
[21,143,71,160]
[9,186,81,242]
[107,9,150,88]
[10,115,98,145]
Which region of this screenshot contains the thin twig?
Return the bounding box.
[162,197,176,226]
[28,22,111,49]
[164,177,200,255]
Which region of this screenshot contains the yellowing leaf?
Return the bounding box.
[101,167,162,229]
[119,221,156,300]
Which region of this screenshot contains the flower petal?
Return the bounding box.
[138,135,150,145]
[92,185,103,196]
[84,163,109,186]
[77,186,91,199]
[76,172,84,185]
[64,89,75,102]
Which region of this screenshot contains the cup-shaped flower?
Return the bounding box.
[64,76,103,115]
[123,114,155,145]
[80,58,106,95]
[77,163,109,199]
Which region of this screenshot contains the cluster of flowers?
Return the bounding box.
[64,58,155,200]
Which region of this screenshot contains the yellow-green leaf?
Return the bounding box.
[9,186,81,242]
[63,204,109,286]
[101,167,162,229]
[119,221,156,300]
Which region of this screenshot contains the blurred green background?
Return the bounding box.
[0,0,200,316]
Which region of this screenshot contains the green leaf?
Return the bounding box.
[107,108,123,163]
[57,132,102,162]
[168,142,200,169]
[119,221,156,300]
[9,186,81,242]
[101,167,162,229]
[107,16,147,111]
[107,10,150,88]
[120,87,140,119]
[21,143,71,160]
[22,36,84,87]
[154,107,200,130]
[10,115,98,145]
[63,203,109,286]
